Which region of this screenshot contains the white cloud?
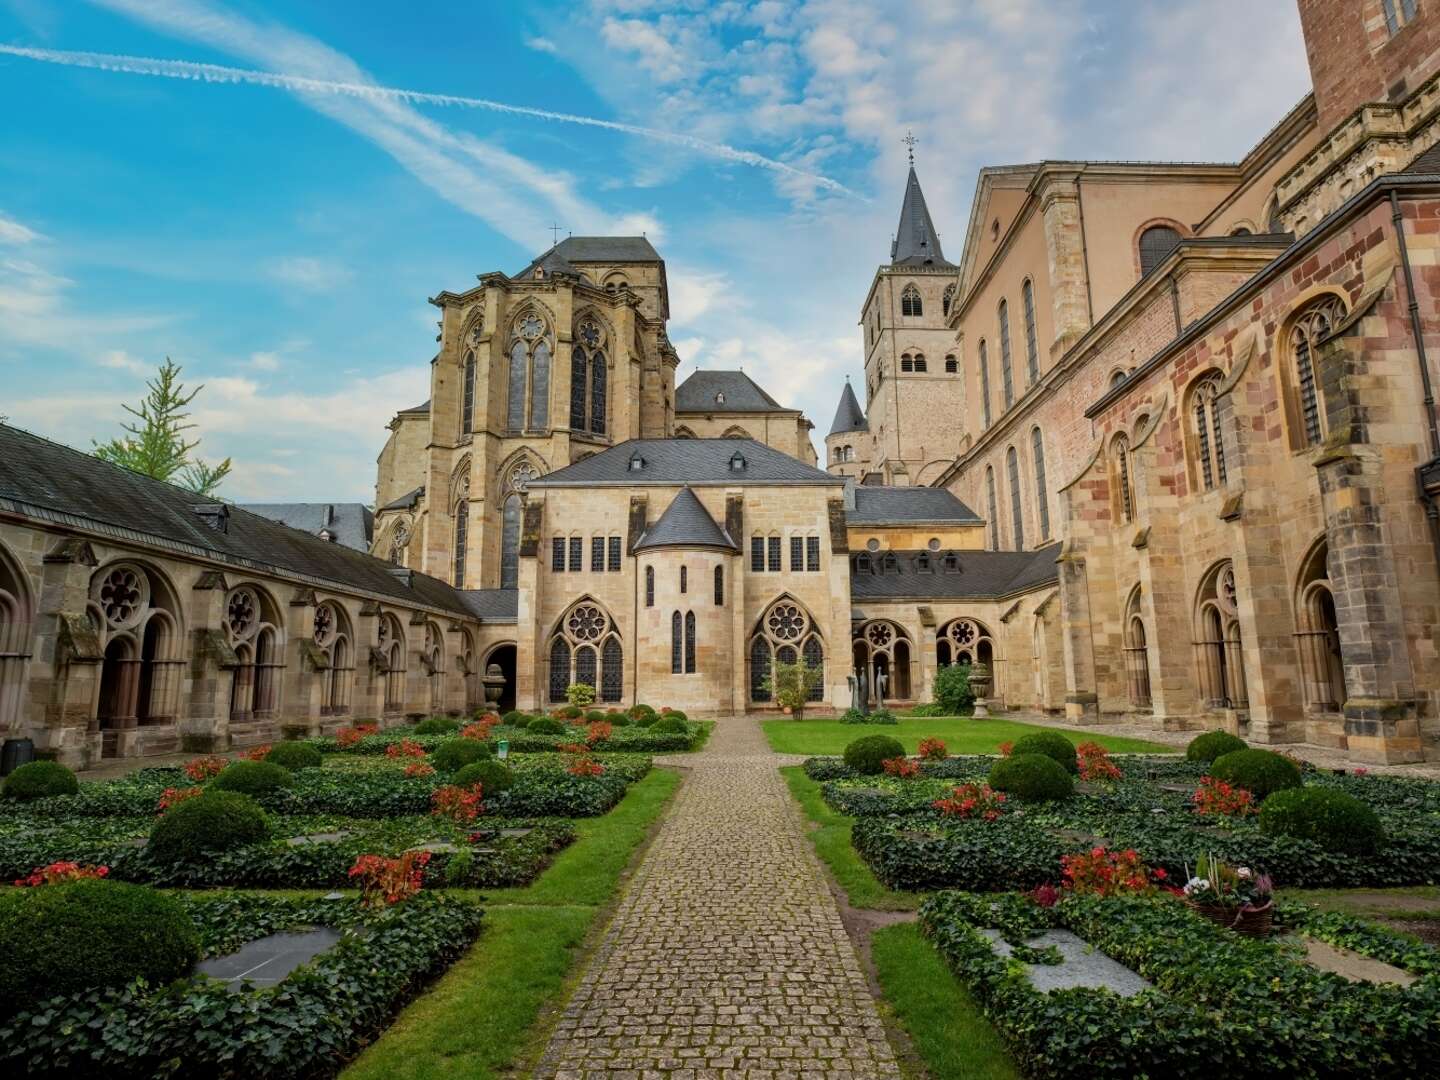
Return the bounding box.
[0,213,42,246]
[266,255,354,292]
[247,350,281,371]
[525,35,559,55]
[667,267,731,325]
[601,18,685,83]
[97,349,148,374]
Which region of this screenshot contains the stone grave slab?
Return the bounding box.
[499,827,534,838]
[285,831,351,847]
[1300,937,1417,987]
[1046,827,1106,847]
[407,841,462,854]
[196,927,342,989]
[980,929,1152,997]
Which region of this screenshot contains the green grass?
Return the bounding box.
[1279,885,1440,919]
[873,923,1020,1080]
[764,716,1174,757]
[341,767,681,1080]
[782,766,920,911]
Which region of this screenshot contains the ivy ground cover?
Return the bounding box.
[764,717,1172,757]
[313,721,705,756]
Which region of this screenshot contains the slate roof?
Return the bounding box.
[0,424,473,617]
[240,503,374,553]
[397,400,431,416]
[675,370,788,413]
[459,588,519,622]
[1404,141,1440,174]
[846,486,982,525]
[829,381,869,435]
[515,236,662,278]
[850,543,1060,600]
[634,487,738,553]
[379,487,425,512]
[891,166,955,268]
[528,438,841,487]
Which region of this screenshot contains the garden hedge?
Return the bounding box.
[1009,732,1079,774]
[147,790,270,863]
[413,716,461,736]
[210,760,295,795]
[988,753,1073,802]
[1185,730,1247,763]
[0,892,483,1078]
[430,737,492,772]
[452,758,516,794]
[843,734,906,775]
[2,761,79,801]
[526,717,566,735]
[1259,787,1384,855]
[264,742,324,771]
[1209,748,1303,800]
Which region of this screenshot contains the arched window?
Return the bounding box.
[1021,279,1039,384]
[530,340,550,429]
[671,611,683,674]
[802,636,824,701]
[645,565,655,607]
[452,499,469,587]
[901,354,914,373]
[749,598,823,703]
[1194,562,1247,710]
[1190,373,1228,491]
[853,552,873,574]
[901,284,922,317]
[945,354,958,374]
[377,614,406,713]
[0,547,32,734]
[985,466,999,550]
[507,312,551,433]
[1287,294,1347,448]
[936,619,997,685]
[1383,0,1419,36]
[1123,586,1152,707]
[998,299,1014,408]
[601,637,623,702]
[314,602,353,716]
[1294,539,1346,714]
[1138,225,1182,277]
[913,355,927,373]
[550,637,572,702]
[684,611,696,673]
[461,351,476,436]
[714,564,724,606]
[222,584,283,723]
[1006,446,1025,551]
[1031,426,1050,541]
[750,637,772,701]
[680,565,688,593]
[507,339,528,432]
[852,620,913,702]
[979,339,992,428]
[570,317,609,436]
[422,622,445,713]
[549,601,621,702]
[569,346,588,431]
[1110,369,1127,389]
[1113,435,1134,523]
[942,282,955,316]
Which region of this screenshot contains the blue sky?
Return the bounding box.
[0,0,1313,501]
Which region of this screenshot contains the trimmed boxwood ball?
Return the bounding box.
[607,711,631,727]
[988,753,1074,802]
[651,716,688,735]
[527,716,566,735]
[1186,730,1248,764]
[500,710,527,727]
[1,760,79,801]
[414,716,461,736]
[264,741,323,770]
[430,738,492,772]
[661,709,689,723]
[843,734,907,776]
[147,789,270,863]
[585,709,608,722]
[453,758,516,794]
[1259,786,1383,855]
[1210,748,1303,800]
[1009,732,1078,775]
[556,705,582,720]
[0,879,200,1013]
[210,759,295,795]
[630,704,658,724]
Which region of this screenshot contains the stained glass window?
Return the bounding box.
[507,340,527,432]
[671,611,683,674]
[530,341,551,429]
[570,347,588,430]
[548,638,570,702]
[575,645,596,689]
[591,350,606,434]
[750,637,771,701]
[803,636,824,701]
[684,611,696,673]
[601,637,622,701]
[806,536,820,572]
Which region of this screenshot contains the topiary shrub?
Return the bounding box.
[1186,730,1248,764]
[630,704,658,725]
[651,716,688,735]
[210,760,295,796]
[147,790,270,864]
[932,663,974,714]
[1010,732,1079,775]
[2,760,79,801]
[527,716,566,735]
[556,705,582,720]
[661,709,689,723]
[264,742,323,771]
[414,716,461,736]
[606,710,631,727]
[1259,787,1383,855]
[500,710,527,727]
[585,709,607,723]
[431,738,492,773]
[453,758,516,794]
[843,735,907,776]
[988,753,1074,803]
[0,879,200,1013]
[1210,748,1303,801]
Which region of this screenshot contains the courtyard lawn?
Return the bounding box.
[763,716,1173,757]
[341,766,681,1080]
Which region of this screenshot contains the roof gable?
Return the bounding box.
[530,438,839,487]
[675,370,788,413]
[633,486,738,552]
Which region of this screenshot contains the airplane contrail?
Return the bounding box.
[0,43,856,197]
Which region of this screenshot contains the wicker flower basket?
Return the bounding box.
[1187,899,1273,937]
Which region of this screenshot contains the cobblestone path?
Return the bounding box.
[534,716,900,1078]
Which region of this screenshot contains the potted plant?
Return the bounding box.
[762,658,824,720]
[1182,853,1274,937]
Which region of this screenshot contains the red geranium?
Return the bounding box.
[557,742,589,754]
[183,755,227,782]
[431,782,485,823]
[917,737,948,762]
[1077,741,1123,782]
[1060,846,1160,897]
[998,741,1014,757]
[567,756,606,777]
[15,861,110,887]
[881,756,921,779]
[336,723,377,749]
[1192,775,1256,817]
[243,744,272,762]
[404,761,436,778]
[460,719,496,740]
[157,785,204,814]
[933,783,1007,821]
[385,738,427,759]
[348,851,430,907]
[586,720,613,745]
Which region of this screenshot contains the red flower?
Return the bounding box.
[586,721,613,745]
[1030,882,1060,908]
[156,786,204,814]
[460,719,496,740]
[1060,846,1157,897]
[917,737,948,762]
[557,742,589,754]
[998,741,1014,757]
[183,755,227,782]
[431,783,485,823]
[336,723,377,748]
[1193,775,1256,817]
[882,756,921,779]
[348,851,430,907]
[15,861,109,887]
[567,756,606,777]
[1076,741,1123,781]
[386,738,427,759]
[404,761,436,778]
[243,744,272,762]
[933,783,1006,821]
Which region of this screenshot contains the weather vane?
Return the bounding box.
[902,130,917,166]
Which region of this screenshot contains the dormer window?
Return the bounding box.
[715,391,726,405]
[941,552,961,573]
[729,451,747,471]
[628,453,646,472]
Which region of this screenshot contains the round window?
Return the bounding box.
[927,538,941,551]
[866,538,880,552]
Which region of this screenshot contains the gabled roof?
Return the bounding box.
[829,381,868,435]
[675,370,788,414]
[379,487,425,512]
[515,236,662,278]
[850,543,1060,600]
[633,486,738,553]
[459,588,518,623]
[891,166,955,268]
[529,438,840,487]
[846,486,981,526]
[240,503,374,553]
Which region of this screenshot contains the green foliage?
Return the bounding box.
[500,710,528,727]
[630,704,658,725]
[2,761,79,801]
[933,663,974,714]
[210,760,295,795]
[661,709,688,722]
[1010,731,1079,774]
[453,759,516,795]
[604,709,630,726]
[584,709,607,722]
[556,705,583,720]
[650,716,687,735]
[907,703,948,717]
[1185,730,1248,763]
[431,738,492,773]
[988,753,1074,802]
[146,789,270,863]
[762,658,825,718]
[1259,787,1384,855]
[90,358,232,495]
[263,742,323,771]
[565,683,597,708]
[414,716,461,736]
[0,880,199,1016]
[1210,748,1303,800]
[527,716,566,735]
[843,734,907,775]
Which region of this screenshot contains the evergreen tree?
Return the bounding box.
[92,358,232,496]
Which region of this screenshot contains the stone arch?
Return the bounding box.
[1293,535,1346,714]
[505,301,555,432]
[377,612,407,712]
[851,620,913,702]
[421,620,446,713]
[379,515,414,567]
[674,425,697,439]
[1183,367,1228,493]
[1275,288,1349,451]
[571,307,614,437]
[483,640,518,713]
[223,581,285,724]
[547,597,623,704]
[936,618,998,688]
[1123,584,1152,708]
[312,599,354,716]
[1132,216,1188,278]
[1193,560,1247,710]
[749,594,825,704]
[721,425,754,440]
[0,539,35,736]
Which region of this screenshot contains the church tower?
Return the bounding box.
[825,380,868,478]
[857,154,967,486]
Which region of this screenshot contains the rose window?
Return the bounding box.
[866,623,893,648]
[950,621,977,646]
[518,314,545,340]
[466,318,484,346]
[767,604,805,641]
[313,605,335,647]
[509,462,539,492]
[94,564,147,630]
[226,589,259,641]
[579,320,601,348]
[568,605,607,642]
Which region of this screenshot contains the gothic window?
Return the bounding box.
[945,354,958,374]
[530,341,551,429]
[802,636,824,700]
[575,645,597,689]
[86,561,185,733]
[901,284,922,317]
[881,552,899,573]
[452,500,468,587]
[422,621,445,713]
[937,617,995,673]
[1287,294,1347,448]
[1139,225,1183,277]
[549,601,621,702]
[570,318,609,436]
[549,638,571,702]
[901,355,913,373]
[1294,539,1346,713]
[767,535,781,572]
[680,565,688,593]
[591,349,606,434]
[1383,0,1418,35]
[853,553,873,574]
[1022,279,1039,384]
[1191,373,1228,491]
[714,564,724,605]
[1124,586,1152,707]
[749,599,823,703]
[979,340,992,428]
[0,549,32,734]
[601,637,623,701]
[552,536,566,571]
[607,536,621,571]
[222,584,283,722]
[568,536,582,570]
[671,611,683,674]
[806,536,820,572]
[985,466,999,550]
[314,602,352,715]
[749,637,772,701]
[377,614,406,712]
[1031,426,1051,541]
[790,536,804,571]
[913,354,927,373]
[751,536,765,572]
[942,282,955,317]
[461,351,476,436]
[916,551,931,571]
[387,520,410,567]
[942,551,961,572]
[507,312,551,432]
[1194,561,1247,710]
[570,346,588,431]
[507,339,527,432]
[645,566,655,607]
[998,299,1014,408]
[684,611,696,673]
[1006,445,1025,551]
[1113,435,1134,523]
[591,536,604,573]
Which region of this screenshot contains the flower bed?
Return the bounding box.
[920,890,1440,1079]
[0,891,483,1078]
[311,721,702,756]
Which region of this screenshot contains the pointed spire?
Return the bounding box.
[829,381,868,436]
[890,162,953,268]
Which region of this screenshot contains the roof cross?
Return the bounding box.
[902,130,917,166]
[549,222,564,245]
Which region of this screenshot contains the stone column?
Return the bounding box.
[1039,174,1091,359]
[35,539,102,766]
[181,571,234,753]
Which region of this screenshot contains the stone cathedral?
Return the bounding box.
[1,0,1439,767]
